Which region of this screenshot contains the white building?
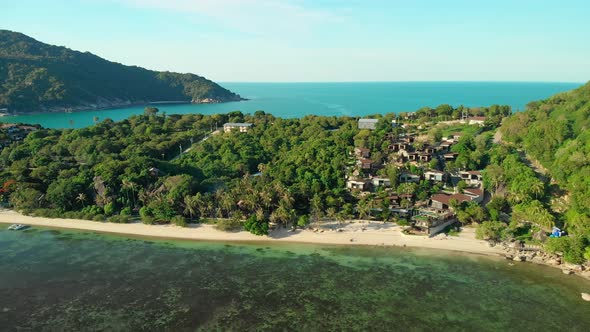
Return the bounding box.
[223,123,253,133]
[358,118,379,130]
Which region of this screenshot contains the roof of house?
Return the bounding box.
[224,122,253,127]
[468,116,487,121]
[347,179,368,184]
[401,173,420,177]
[425,170,445,175]
[1,123,17,129]
[431,193,472,206]
[464,187,484,197]
[358,118,379,123]
[463,170,482,176]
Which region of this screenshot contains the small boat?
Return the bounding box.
[7,224,29,231]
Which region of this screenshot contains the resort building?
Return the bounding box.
[424,170,446,182]
[346,179,369,191]
[463,186,484,203]
[430,193,472,210]
[357,158,373,170]
[459,171,483,185]
[412,209,456,236]
[466,116,486,126]
[223,122,253,133]
[358,118,379,130]
[399,173,420,183]
[371,177,391,188]
[354,147,371,158]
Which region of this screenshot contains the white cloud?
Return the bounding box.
[121,0,340,37]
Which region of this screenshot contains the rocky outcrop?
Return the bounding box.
[498,240,589,280]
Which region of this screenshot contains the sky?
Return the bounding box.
[1,0,589,82]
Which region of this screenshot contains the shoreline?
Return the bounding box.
[0,209,502,256]
[1,209,589,281]
[0,98,247,117]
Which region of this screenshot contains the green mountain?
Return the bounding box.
[501,81,590,234]
[0,30,243,113]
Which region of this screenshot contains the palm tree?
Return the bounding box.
[357,200,370,221]
[182,195,198,221]
[77,193,87,208]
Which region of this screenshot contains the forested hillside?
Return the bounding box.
[500,81,590,259]
[0,30,242,113]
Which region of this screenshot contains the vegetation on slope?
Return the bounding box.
[0,30,242,112]
[500,81,590,263]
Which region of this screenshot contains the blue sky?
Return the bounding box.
[1,0,589,82]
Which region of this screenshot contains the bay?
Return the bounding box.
[0,82,581,129]
[1,228,589,331]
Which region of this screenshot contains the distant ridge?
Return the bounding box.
[0,30,243,113]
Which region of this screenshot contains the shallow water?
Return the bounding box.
[0,228,589,331]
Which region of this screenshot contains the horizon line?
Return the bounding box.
[219,80,585,84]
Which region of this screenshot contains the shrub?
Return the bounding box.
[93,214,105,222]
[103,202,116,216]
[142,216,156,225]
[244,215,269,236]
[545,236,587,264]
[82,205,103,216]
[171,215,188,227]
[33,208,59,218]
[396,219,410,226]
[297,215,310,227]
[215,218,242,232]
[120,207,132,216]
[139,206,155,224]
[108,215,130,224]
[476,221,508,242]
[139,206,152,218]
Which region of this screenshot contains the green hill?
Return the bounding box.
[0,30,243,113]
[501,81,590,235]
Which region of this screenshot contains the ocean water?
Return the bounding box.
[1,228,589,331]
[0,82,581,129]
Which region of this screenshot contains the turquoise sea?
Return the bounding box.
[0,82,582,129]
[1,227,589,331]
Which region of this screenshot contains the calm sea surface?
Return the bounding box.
[0,82,581,129]
[0,227,589,331]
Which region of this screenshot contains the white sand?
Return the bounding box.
[0,209,504,256]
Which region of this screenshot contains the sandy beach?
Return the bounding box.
[0,209,504,256]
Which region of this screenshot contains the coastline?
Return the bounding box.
[0,209,501,256]
[0,98,247,117]
[2,209,589,282]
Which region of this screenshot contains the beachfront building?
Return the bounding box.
[412,209,456,236]
[358,118,379,130]
[223,122,253,133]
